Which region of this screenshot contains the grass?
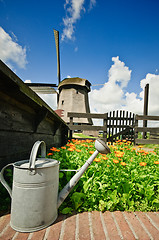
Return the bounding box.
[73,133,96,138]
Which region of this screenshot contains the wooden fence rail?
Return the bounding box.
[135,115,159,144]
[67,110,135,142]
[67,112,107,139]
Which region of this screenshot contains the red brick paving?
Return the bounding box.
[0,211,159,239]
[78,212,91,240]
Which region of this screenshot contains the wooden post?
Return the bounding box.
[69,116,73,139]
[53,29,61,104]
[134,115,138,145]
[143,84,149,139]
[103,113,107,140]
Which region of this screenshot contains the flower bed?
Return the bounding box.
[48,139,159,214]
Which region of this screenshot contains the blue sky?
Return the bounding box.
[0,0,159,115]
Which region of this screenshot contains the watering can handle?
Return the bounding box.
[0,163,13,198]
[29,141,46,170]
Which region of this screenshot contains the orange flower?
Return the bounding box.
[107,165,110,167]
[89,151,94,154]
[137,150,145,153]
[61,147,66,149]
[139,162,147,166]
[154,161,159,164]
[69,143,75,147]
[89,145,94,148]
[150,151,156,154]
[101,156,108,160]
[121,162,126,166]
[50,147,57,151]
[110,146,117,149]
[76,149,81,152]
[115,153,124,158]
[114,151,121,154]
[142,153,147,156]
[47,153,53,156]
[94,158,101,162]
[138,145,143,148]
[113,159,119,164]
[68,148,74,152]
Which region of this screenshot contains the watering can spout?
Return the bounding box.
[57,138,110,208]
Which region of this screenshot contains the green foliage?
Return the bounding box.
[50,139,159,213]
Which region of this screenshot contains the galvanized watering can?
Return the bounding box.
[0,139,110,232]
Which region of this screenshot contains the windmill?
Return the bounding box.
[54,29,92,124]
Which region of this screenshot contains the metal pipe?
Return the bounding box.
[57,150,99,208]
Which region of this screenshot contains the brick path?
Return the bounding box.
[0,211,159,240]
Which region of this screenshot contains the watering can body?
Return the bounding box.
[0,141,60,232]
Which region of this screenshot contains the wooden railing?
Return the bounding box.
[67,112,107,139]
[106,110,135,142]
[134,115,159,144]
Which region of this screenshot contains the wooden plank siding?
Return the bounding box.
[0,60,68,169]
[134,114,159,144]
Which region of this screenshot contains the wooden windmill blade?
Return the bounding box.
[53,29,61,85]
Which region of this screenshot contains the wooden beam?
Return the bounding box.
[136,139,159,144]
[68,125,106,131]
[135,127,159,132]
[135,115,159,121]
[67,112,107,119]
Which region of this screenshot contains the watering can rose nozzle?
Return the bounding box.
[95,138,111,154]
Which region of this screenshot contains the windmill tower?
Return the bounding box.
[58,77,93,124]
[54,30,92,124]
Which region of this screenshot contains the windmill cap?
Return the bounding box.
[58,77,91,92]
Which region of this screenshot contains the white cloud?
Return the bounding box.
[24,80,32,83]
[0,27,27,69]
[61,0,96,41]
[37,94,57,110]
[89,56,132,113]
[109,56,131,88]
[140,73,159,115]
[89,0,96,10]
[89,56,159,120]
[67,75,71,78]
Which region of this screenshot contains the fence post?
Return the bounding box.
[134,115,138,145]
[103,113,107,140]
[143,84,149,139]
[69,116,73,139]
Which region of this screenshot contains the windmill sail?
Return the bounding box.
[53,29,61,85]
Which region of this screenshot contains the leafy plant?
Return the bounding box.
[48,139,159,213]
